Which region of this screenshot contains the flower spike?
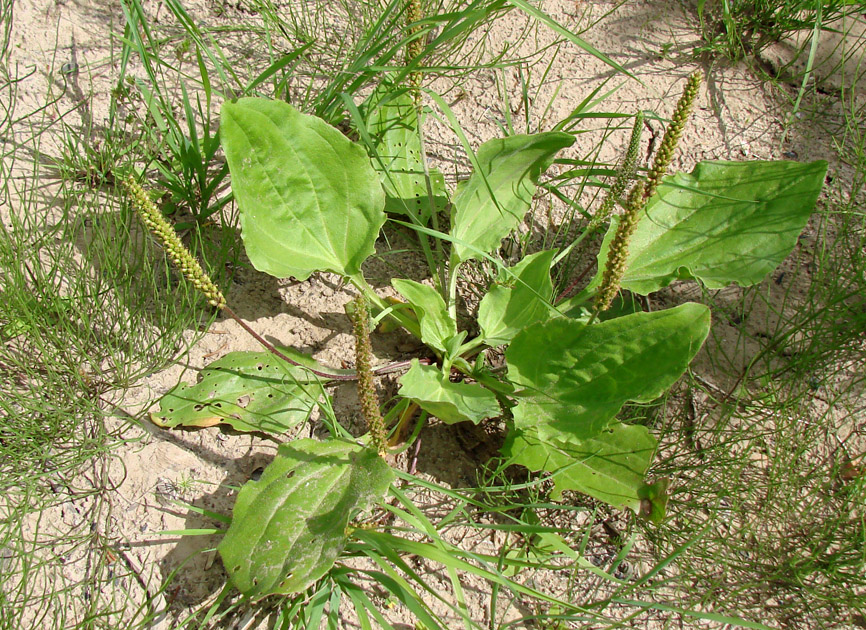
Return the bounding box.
[122,175,226,309]
[644,71,702,200]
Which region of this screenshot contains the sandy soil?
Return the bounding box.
[2,0,864,628]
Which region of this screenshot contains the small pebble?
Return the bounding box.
[783,150,798,160]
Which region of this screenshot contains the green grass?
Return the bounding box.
[693,0,863,62]
[0,6,224,624]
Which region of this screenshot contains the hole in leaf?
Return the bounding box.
[193,404,205,412]
[233,565,241,572]
[286,471,295,480]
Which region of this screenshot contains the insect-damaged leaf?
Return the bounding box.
[219,439,394,599]
[366,86,448,223]
[220,98,386,280]
[151,350,324,434]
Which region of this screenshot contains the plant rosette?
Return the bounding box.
[136,79,825,600]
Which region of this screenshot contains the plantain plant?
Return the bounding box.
[126,71,827,605]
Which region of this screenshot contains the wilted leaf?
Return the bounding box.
[151,351,324,434]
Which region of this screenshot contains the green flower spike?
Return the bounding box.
[644,70,702,200]
[348,296,388,456]
[593,72,701,314]
[405,0,424,105]
[594,181,646,313]
[590,111,644,231]
[122,175,226,309]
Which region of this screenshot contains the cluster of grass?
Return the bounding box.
[1,0,864,627]
[0,0,223,624]
[694,0,863,62]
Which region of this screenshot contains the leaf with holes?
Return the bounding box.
[219,439,394,598]
[366,87,448,223]
[151,351,324,434]
[221,98,386,280]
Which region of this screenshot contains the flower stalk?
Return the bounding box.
[590,111,644,232]
[594,181,646,313]
[405,0,424,106]
[593,71,702,314]
[348,297,388,456]
[122,175,227,309]
[644,70,702,201]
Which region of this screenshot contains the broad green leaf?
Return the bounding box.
[398,359,500,425]
[219,439,394,599]
[151,351,323,434]
[220,98,386,280]
[451,132,574,263]
[391,279,456,354]
[503,423,668,520]
[366,88,448,223]
[506,303,710,441]
[478,250,556,346]
[594,160,827,294]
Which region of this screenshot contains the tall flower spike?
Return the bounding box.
[594,181,646,313]
[644,70,702,201]
[348,297,388,456]
[590,111,644,231]
[405,0,424,106]
[122,175,226,309]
